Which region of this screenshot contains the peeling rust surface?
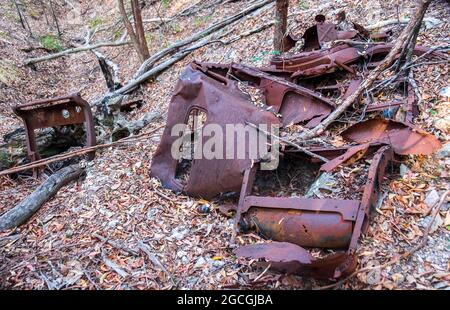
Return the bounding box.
[150,62,279,199]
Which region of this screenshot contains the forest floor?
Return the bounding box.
[0,0,449,289]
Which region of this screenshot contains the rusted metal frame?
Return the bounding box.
[235,165,258,231]
[234,145,394,278]
[364,100,404,112]
[348,145,394,253]
[151,63,280,198]
[241,196,360,221]
[13,93,96,164]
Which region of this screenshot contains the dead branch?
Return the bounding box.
[0,164,84,231]
[295,0,432,141]
[112,32,228,96]
[93,50,121,91]
[134,0,275,77]
[273,0,288,52]
[24,40,130,65]
[138,241,176,286]
[246,122,329,163]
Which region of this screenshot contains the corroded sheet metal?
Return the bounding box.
[150,63,280,199]
[235,146,394,279]
[319,143,371,172]
[13,93,96,163]
[193,62,335,128]
[342,118,441,155]
[268,43,442,79]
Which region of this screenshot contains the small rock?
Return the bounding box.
[392,273,404,285]
[108,220,119,228]
[425,190,440,208]
[435,142,450,159]
[433,281,448,289]
[194,257,207,269]
[181,256,189,264]
[399,164,410,177]
[424,17,443,29]
[65,229,73,238]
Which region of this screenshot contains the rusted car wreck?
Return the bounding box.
[150,14,443,280]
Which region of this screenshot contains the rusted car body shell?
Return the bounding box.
[13,93,96,162]
[150,63,280,199]
[192,62,335,127]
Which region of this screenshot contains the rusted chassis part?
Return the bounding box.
[235,146,394,279]
[13,93,96,163]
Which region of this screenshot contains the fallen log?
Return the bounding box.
[0,164,83,231]
[295,0,432,141]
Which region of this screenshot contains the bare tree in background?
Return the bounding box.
[10,0,33,37]
[117,0,150,63]
[273,0,288,52]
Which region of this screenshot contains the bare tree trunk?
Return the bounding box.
[273,0,288,52]
[117,0,150,63]
[49,0,61,37]
[131,0,150,60]
[11,0,33,37]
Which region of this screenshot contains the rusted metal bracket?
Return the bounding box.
[13,93,96,164]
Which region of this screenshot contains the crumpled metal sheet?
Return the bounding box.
[234,241,353,279]
[342,118,442,155]
[320,143,372,172]
[268,43,442,79]
[193,62,335,128]
[150,63,280,199]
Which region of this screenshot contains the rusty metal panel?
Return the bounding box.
[150,63,280,199]
[342,118,441,155]
[234,146,394,279]
[13,93,96,163]
[193,62,335,128]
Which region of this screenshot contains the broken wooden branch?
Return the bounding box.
[295,0,432,141]
[138,241,176,286]
[0,164,83,231]
[24,40,130,65]
[134,0,275,77]
[246,122,329,163]
[113,33,228,96]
